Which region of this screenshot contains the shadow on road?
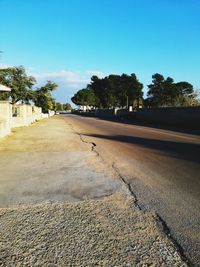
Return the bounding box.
[83,133,200,164]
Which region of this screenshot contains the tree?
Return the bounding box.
[127,73,143,108]
[55,102,63,111]
[63,103,72,111]
[147,73,195,107]
[71,88,96,107]
[87,73,143,108]
[176,82,193,96]
[34,81,57,113]
[0,66,36,104]
[88,76,107,108]
[147,73,165,107]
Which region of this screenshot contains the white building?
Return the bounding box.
[0,84,11,92]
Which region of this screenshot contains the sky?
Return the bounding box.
[0,0,200,104]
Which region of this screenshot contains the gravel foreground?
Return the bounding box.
[0,193,187,267]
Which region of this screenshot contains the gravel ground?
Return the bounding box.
[0,193,187,267]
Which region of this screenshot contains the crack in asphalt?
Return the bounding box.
[67,120,191,266]
[112,162,191,266]
[79,134,99,157]
[67,122,100,157]
[156,214,192,267]
[111,162,140,207]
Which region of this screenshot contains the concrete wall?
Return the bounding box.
[12,105,34,128]
[32,106,43,121]
[94,108,133,118]
[0,102,12,138]
[75,106,200,129]
[95,109,115,118]
[48,110,55,117]
[136,107,200,129]
[0,101,54,139]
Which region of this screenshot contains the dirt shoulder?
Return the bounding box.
[0,193,187,267]
[0,116,123,207]
[0,116,188,266]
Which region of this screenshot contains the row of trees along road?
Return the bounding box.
[0,66,71,113]
[146,73,199,107]
[71,73,199,108]
[72,74,143,108]
[55,102,72,112]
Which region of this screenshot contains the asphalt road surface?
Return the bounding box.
[64,114,200,267]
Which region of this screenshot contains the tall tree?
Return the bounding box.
[88,74,143,108]
[71,88,96,107]
[128,73,143,108]
[147,73,195,107]
[63,103,72,111]
[89,76,107,108]
[147,73,165,107]
[55,102,63,111]
[34,81,57,113]
[0,66,35,104]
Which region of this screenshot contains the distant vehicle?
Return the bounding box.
[55,111,60,115]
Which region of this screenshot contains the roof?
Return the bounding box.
[0,84,11,92]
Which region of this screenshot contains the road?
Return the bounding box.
[64,114,200,266]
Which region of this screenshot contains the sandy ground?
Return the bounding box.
[0,116,188,266]
[0,116,123,207]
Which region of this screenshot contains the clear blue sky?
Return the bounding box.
[0,0,200,103]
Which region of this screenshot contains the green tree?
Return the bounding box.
[88,76,107,108]
[55,102,63,111]
[0,66,35,104]
[147,73,195,107]
[176,82,193,95]
[127,73,143,108]
[88,73,143,108]
[106,74,121,107]
[63,103,72,111]
[147,73,165,107]
[71,88,96,107]
[34,81,57,113]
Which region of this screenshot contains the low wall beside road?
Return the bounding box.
[74,106,200,129]
[0,101,54,139]
[136,106,200,129]
[0,102,12,138]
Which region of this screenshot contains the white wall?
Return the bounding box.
[0,101,54,139]
[0,102,12,138]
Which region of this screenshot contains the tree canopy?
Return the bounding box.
[71,74,143,108]
[33,81,57,113]
[71,88,96,106]
[0,66,58,112]
[146,73,197,107]
[63,103,72,111]
[0,66,36,104]
[55,102,72,111]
